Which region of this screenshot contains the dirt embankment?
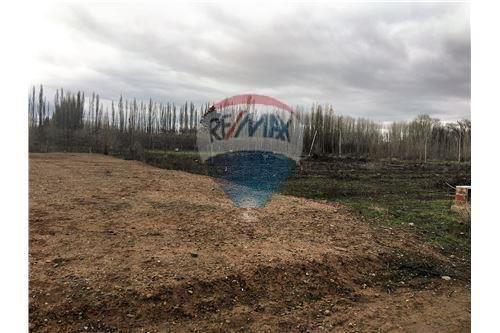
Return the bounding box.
[29,153,470,332]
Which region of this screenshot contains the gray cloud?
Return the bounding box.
[33,2,470,122]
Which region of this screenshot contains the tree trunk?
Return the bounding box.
[338,129,342,157]
[424,137,428,163]
[458,131,462,163]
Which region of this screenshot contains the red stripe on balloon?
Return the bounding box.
[214,94,294,113]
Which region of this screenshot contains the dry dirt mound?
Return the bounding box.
[29,153,470,332]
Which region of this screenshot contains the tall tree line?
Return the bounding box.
[301,104,470,162]
[28,86,471,162]
[29,86,206,158]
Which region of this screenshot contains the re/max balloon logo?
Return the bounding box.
[197,94,302,208]
[209,111,291,143]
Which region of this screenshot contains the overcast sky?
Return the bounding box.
[31,2,470,122]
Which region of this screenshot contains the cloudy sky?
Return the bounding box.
[31,2,470,122]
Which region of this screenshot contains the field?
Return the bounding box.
[29,153,470,332]
[142,151,471,254]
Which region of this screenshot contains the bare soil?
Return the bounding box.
[29,153,470,332]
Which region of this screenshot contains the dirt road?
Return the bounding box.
[29,153,470,332]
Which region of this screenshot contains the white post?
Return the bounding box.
[308,130,318,157]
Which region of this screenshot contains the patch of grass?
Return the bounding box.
[336,197,470,253]
[145,149,203,157]
[281,159,470,255]
[143,150,207,175]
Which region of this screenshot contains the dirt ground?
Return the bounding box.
[29,153,470,332]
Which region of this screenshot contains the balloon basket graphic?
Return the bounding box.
[206,151,296,208]
[197,94,304,209]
